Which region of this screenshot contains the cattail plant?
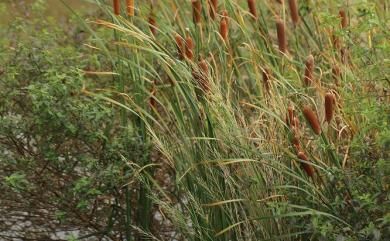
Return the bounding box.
[126,0,134,16]
[192,0,202,24]
[332,65,341,85]
[192,58,210,93]
[262,69,271,94]
[247,0,257,19]
[325,92,335,123]
[185,30,195,60]
[220,18,228,42]
[276,17,287,54]
[297,151,315,177]
[339,9,348,29]
[149,84,157,109]
[287,105,294,127]
[113,0,120,15]
[148,13,157,36]
[303,105,321,135]
[209,0,218,20]
[288,0,299,25]
[303,54,314,86]
[175,34,185,60]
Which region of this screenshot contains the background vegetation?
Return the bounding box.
[0,0,389,240]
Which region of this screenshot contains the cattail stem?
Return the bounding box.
[113,0,120,15]
[276,17,287,54]
[192,0,202,24]
[247,0,257,19]
[303,105,321,135]
[325,92,335,123]
[304,54,314,86]
[126,0,134,16]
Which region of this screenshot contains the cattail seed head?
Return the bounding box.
[303,105,321,135]
[325,92,335,123]
[193,58,210,92]
[113,0,120,15]
[149,14,157,36]
[126,0,134,16]
[149,84,157,109]
[262,69,271,94]
[297,151,315,177]
[221,10,229,24]
[339,9,347,29]
[209,0,218,20]
[287,105,294,127]
[192,0,202,24]
[247,0,257,19]
[220,18,228,42]
[288,0,299,25]
[332,65,341,85]
[304,54,314,86]
[185,31,194,60]
[175,34,185,60]
[276,17,287,54]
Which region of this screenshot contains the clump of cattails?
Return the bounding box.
[303,54,314,86]
[148,13,157,36]
[126,0,134,16]
[185,30,194,60]
[193,58,210,93]
[247,0,257,19]
[262,69,271,94]
[288,0,299,25]
[325,92,336,123]
[303,105,321,135]
[192,0,202,24]
[175,34,185,60]
[339,9,348,29]
[297,151,315,177]
[220,17,228,42]
[113,0,120,15]
[209,0,218,20]
[276,17,287,54]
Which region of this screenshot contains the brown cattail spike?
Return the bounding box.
[287,105,294,127]
[175,34,185,60]
[185,31,194,60]
[304,54,314,86]
[297,151,315,177]
[303,105,321,135]
[149,14,157,36]
[262,69,271,94]
[247,0,257,19]
[113,0,120,15]
[220,18,228,42]
[325,92,335,123]
[126,0,134,16]
[332,65,341,86]
[339,9,347,29]
[192,0,202,24]
[288,0,299,25]
[209,0,218,20]
[221,10,229,24]
[276,17,287,54]
[150,84,157,109]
